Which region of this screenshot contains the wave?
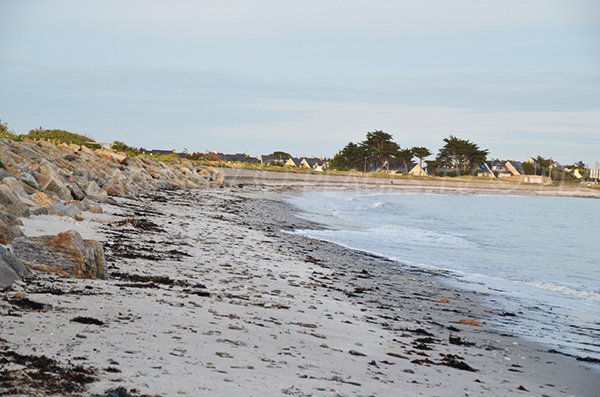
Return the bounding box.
[525,281,600,303]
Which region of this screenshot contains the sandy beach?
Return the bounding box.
[1,178,599,396]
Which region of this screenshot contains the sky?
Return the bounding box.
[1,0,599,165]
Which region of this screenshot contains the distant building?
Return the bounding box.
[218,153,258,163]
[408,163,429,176]
[285,157,301,167]
[591,163,600,181]
[284,157,325,171]
[477,160,523,179]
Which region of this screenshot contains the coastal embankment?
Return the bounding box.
[219,167,600,198]
[0,141,598,396]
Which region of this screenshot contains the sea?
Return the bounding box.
[286,189,600,363]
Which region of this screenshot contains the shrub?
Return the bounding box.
[0,159,6,170]
[0,120,22,141]
[111,141,145,157]
[25,128,98,148]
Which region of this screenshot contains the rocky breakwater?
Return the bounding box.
[0,138,222,287]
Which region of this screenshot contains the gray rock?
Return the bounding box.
[0,214,25,244]
[0,168,13,181]
[0,246,29,289]
[0,185,30,217]
[68,183,86,201]
[48,202,82,218]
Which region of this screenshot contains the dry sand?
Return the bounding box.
[1,183,599,396]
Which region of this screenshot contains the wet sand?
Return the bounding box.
[1,185,599,396]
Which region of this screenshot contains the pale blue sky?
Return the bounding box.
[1,0,599,164]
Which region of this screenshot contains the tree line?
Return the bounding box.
[330,130,488,174]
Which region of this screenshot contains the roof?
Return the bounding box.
[287,157,301,166]
[302,157,323,167]
[219,153,258,163]
[259,155,275,164]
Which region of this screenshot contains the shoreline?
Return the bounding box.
[219,167,600,199]
[1,185,598,396]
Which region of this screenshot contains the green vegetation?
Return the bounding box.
[25,128,100,148]
[412,147,432,168]
[0,158,6,170]
[22,179,39,190]
[272,151,291,161]
[396,148,414,173]
[329,130,435,172]
[111,141,146,156]
[0,120,22,141]
[435,135,488,174]
[329,142,367,171]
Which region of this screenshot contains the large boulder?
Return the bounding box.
[31,191,55,207]
[2,177,37,206]
[11,231,107,279]
[0,185,30,217]
[36,161,72,201]
[0,214,25,244]
[47,202,83,218]
[0,246,30,289]
[95,148,128,164]
[84,181,109,202]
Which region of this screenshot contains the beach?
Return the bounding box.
[1,177,599,396]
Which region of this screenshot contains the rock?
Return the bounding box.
[0,168,13,181]
[2,177,37,206]
[88,205,103,214]
[0,214,25,244]
[348,350,367,357]
[0,246,30,289]
[103,182,124,197]
[31,191,55,207]
[63,154,78,162]
[85,181,109,202]
[20,171,39,190]
[30,207,49,216]
[0,185,30,217]
[11,231,107,279]
[68,183,86,200]
[95,149,128,165]
[48,202,83,218]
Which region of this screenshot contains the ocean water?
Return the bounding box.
[286,190,600,362]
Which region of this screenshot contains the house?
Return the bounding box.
[477,160,523,179]
[285,157,301,167]
[300,157,324,169]
[218,153,258,163]
[258,154,275,165]
[476,162,495,178]
[408,163,429,176]
[591,163,600,181]
[505,161,524,176]
[564,166,584,180]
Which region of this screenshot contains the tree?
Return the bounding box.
[411,146,431,168]
[272,151,291,161]
[329,142,367,171]
[396,148,414,173]
[361,130,399,171]
[436,135,488,174]
[532,156,553,176]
